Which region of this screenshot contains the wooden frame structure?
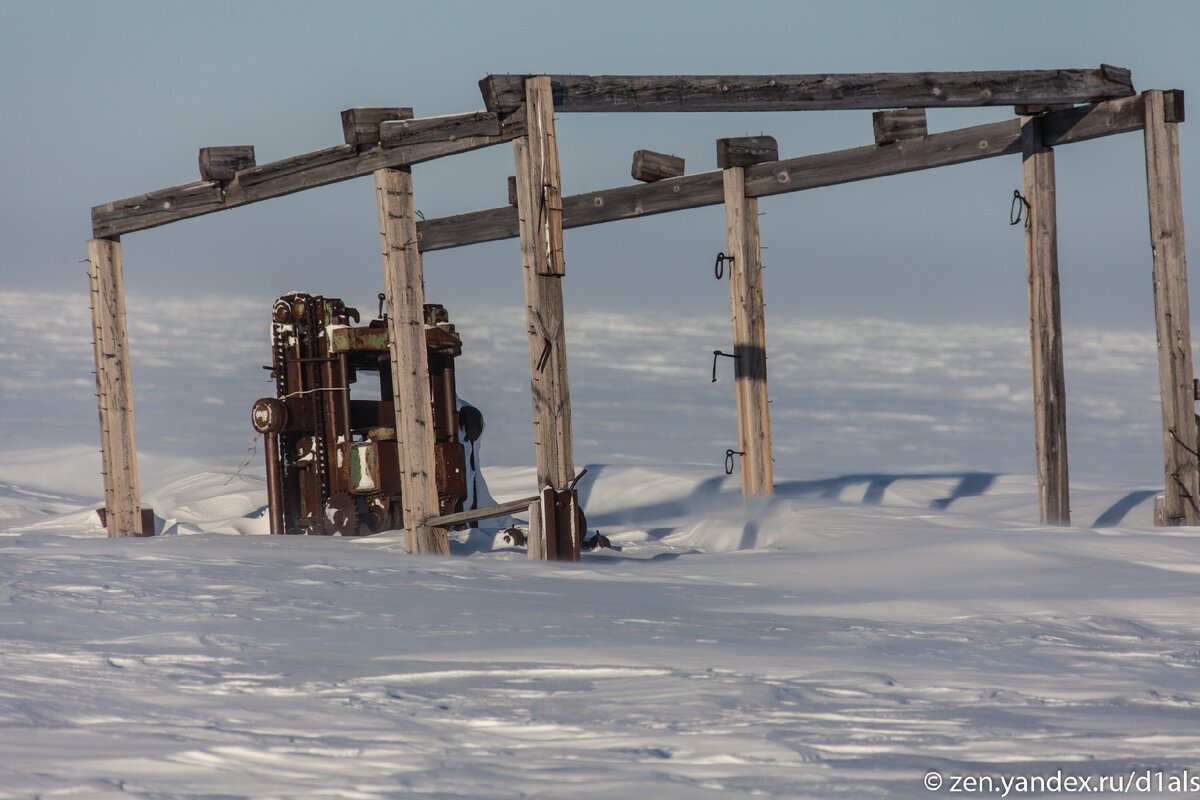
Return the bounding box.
[88,67,1199,552]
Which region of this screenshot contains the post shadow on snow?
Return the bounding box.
[774,471,997,510]
[1091,489,1158,527]
[582,469,1001,535]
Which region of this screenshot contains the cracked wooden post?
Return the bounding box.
[512,76,577,560]
[375,167,448,554]
[1143,89,1200,525]
[1020,115,1070,524]
[719,139,774,496]
[87,237,146,536]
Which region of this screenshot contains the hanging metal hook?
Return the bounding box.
[377,292,387,318]
[714,252,734,280]
[724,448,745,475]
[1010,189,1031,226]
[712,350,739,382]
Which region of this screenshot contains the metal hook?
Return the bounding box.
[724,448,745,475]
[377,292,386,318]
[714,252,733,280]
[1010,189,1031,226]
[712,350,739,382]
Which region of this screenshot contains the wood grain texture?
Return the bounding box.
[93,134,508,238]
[631,149,685,181]
[379,110,499,147]
[1020,117,1070,525]
[872,108,927,144]
[716,136,778,168]
[198,146,255,181]
[479,68,1135,113]
[341,107,414,145]
[88,238,146,537]
[1143,90,1200,525]
[425,495,538,528]
[375,167,448,555]
[723,167,773,496]
[514,77,575,491]
[417,96,1151,252]
[527,499,544,561]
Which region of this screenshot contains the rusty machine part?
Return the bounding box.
[252,292,467,535]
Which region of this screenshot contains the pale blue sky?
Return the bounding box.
[3,0,1200,331]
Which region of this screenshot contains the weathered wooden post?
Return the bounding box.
[1020,116,1070,524]
[718,137,775,496]
[375,167,449,554]
[512,76,579,560]
[87,237,147,537]
[1143,89,1199,525]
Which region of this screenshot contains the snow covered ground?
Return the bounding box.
[2,291,1199,797]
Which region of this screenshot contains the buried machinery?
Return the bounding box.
[250,293,468,536]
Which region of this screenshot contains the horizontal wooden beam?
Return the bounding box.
[479,66,1135,113]
[417,93,1155,252]
[425,495,538,529]
[93,129,513,238]
[379,110,501,147]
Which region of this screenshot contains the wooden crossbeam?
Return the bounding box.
[417,94,1160,252]
[92,127,515,238]
[425,495,538,529]
[379,110,502,147]
[479,66,1134,114]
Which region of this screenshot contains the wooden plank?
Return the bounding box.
[872,108,927,144]
[1143,90,1200,525]
[87,238,146,537]
[379,110,499,147]
[479,67,1135,113]
[375,167,447,555]
[417,95,1151,252]
[631,149,685,182]
[722,167,773,496]
[425,495,538,528]
[1020,116,1070,525]
[717,136,778,168]
[527,499,544,561]
[514,76,575,491]
[92,132,510,238]
[507,175,517,206]
[341,107,414,145]
[198,146,255,181]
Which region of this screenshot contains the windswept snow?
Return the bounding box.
[2,291,1198,797]
[2,461,1199,798]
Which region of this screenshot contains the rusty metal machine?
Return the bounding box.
[251,292,466,535]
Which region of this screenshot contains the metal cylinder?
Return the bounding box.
[263,433,284,534]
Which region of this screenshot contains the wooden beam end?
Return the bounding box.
[341,107,415,146]
[717,136,778,169]
[198,146,256,182]
[631,149,685,182]
[872,108,927,144]
[1100,63,1135,94]
[1164,89,1186,124]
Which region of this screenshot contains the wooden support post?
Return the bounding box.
[721,167,773,495]
[87,238,146,537]
[1020,116,1070,524]
[1144,89,1200,525]
[375,167,448,554]
[527,500,545,561]
[513,77,576,501]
